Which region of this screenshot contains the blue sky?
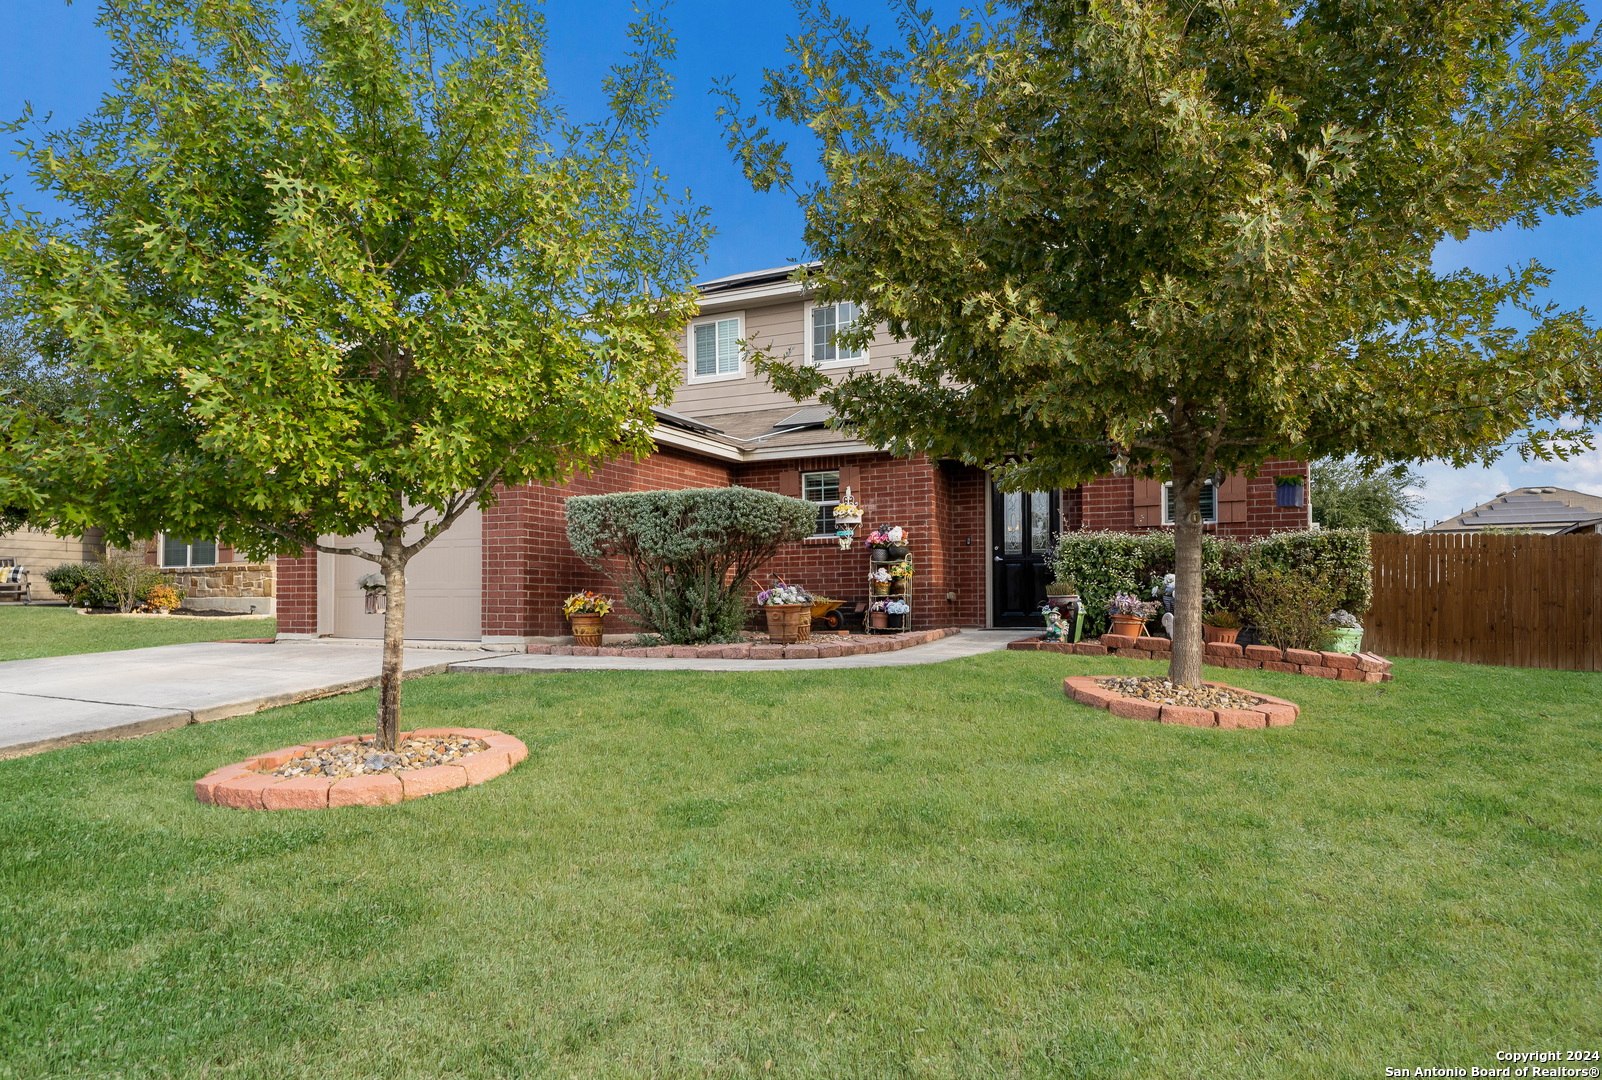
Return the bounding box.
[3,0,1598,527]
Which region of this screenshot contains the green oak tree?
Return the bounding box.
[0,0,709,746]
[722,0,1601,685]
[1311,459,1424,533]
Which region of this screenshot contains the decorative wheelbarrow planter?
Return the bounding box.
[810,597,845,630]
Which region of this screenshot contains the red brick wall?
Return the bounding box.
[483,449,734,638]
[276,546,319,635]
[1076,460,1310,538]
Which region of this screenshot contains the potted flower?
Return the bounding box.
[561,591,612,647]
[888,558,914,593]
[1326,609,1363,653]
[870,566,892,596]
[865,525,910,561]
[757,579,813,643]
[357,572,388,614]
[1275,475,1306,508]
[870,597,909,629]
[832,488,862,525]
[1202,606,1242,644]
[1046,578,1077,604]
[1105,591,1158,637]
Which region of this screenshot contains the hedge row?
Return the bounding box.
[1052,529,1372,637]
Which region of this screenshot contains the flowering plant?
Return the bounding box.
[1106,591,1159,618]
[888,559,914,579]
[870,566,892,584]
[865,525,908,549]
[756,579,811,606]
[872,598,910,614]
[562,591,612,617]
[833,496,861,518]
[356,572,387,591]
[144,583,183,612]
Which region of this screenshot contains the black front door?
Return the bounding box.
[991,485,1060,627]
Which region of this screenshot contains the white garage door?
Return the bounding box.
[326,508,481,641]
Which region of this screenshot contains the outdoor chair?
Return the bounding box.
[0,557,32,604]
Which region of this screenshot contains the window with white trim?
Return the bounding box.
[689,314,742,380]
[1162,481,1217,525]
[802,470,840,536]
[809,301,867,366]
[161,536,218,567]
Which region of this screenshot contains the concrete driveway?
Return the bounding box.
[0,631,1021,758]
[0,640,476,758]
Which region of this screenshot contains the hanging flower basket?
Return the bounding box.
[1274,476,1306,507]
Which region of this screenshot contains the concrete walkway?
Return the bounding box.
[0,630,1019,758]
[459,629,1019,674]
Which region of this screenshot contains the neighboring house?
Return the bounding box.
[0,526,106,576]
[276,264,1311,643]
[139,536,277,614]
[1425,486,1602,535]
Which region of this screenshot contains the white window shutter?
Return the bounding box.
[694,323,716,376]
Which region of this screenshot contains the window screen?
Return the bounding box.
[803,471,840,534]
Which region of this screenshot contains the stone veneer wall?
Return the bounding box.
[161,563,275,614]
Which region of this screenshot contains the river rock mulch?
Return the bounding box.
[1095,676,1261,712]
[266,735,487,780]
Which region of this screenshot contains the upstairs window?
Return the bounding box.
[161,536,218,567]
[691,315,742,380]
[803,470,840,535]
[1162,481,1217,525]
[810,301,867,366]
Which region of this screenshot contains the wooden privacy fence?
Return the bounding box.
[1367,532,1602,670]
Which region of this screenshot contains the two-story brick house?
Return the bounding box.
[276,264,1311,643]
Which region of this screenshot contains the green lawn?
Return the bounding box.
[0,604,277,661]
[1,653,1597,1079]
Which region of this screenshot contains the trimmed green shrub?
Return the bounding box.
[1246,529,1372,615]
[1052,531,1246,637]
[567,488,818,644]
[43,562,96,600]
[1052,527,1371,636]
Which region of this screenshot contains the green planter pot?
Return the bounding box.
[1327,626,1363,654]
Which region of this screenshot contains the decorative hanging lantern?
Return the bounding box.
[832,487,863,550]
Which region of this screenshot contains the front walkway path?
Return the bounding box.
[0,631,1019,757]
[460,630,1019,674]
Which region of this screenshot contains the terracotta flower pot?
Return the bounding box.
[1202,624,1240,644]
[869,611,890,629]
[1109,614,1146,638]
[764,603,812,644]
[569,613,604,647]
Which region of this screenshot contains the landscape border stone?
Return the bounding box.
[526,627,962,660]
[195,727,527,810]
[1063,676,1301,729]
[1010,635,1393,682]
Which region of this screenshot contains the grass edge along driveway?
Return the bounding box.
[0,604,276,661]
[0,651,1596,1079]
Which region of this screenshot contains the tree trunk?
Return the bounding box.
[1169,451,1206,688]
[377,536,407,750]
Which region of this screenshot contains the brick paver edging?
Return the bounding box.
[528,627,963,661]
[195,727,527,810]
[1064,676,1300,728]
[1012,635,1393,683]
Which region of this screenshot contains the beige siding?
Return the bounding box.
[0,527,105,574]
[670,297,914,418]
